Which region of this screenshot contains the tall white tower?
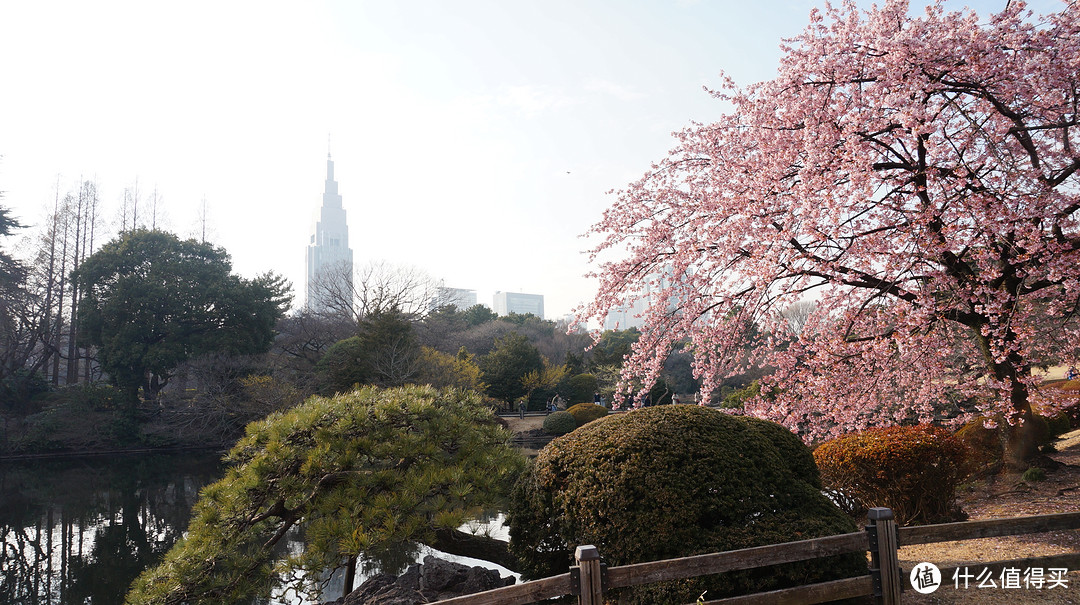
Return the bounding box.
[305,152,354,310]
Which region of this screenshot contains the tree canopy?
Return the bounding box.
[478,332,544,403]
[74,229,291,403]
[124,385,524,605]
[0,204,29,383]
[582,1,1080,463]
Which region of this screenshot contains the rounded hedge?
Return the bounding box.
[565,402,609,426]
[541,410,577,435]
[814,424,972,525]
[508,406,865,604]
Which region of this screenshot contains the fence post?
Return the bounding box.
[867,507,901,605]
[575,545,604,605]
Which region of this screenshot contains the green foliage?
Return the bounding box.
[478,332,543,403]
[412,346,486,392]
[565,402,608,426]
[541,410,577,435]
[589,328,640,367]
[462,304,498,326]
[355,308,420,386]
[0,205,26,334]
[647,378,673,405]
[721,380,760,409]
[502,311,540,325]
[520,359,569,403]
[125,385,525,605]
[508,406,864,604]
[563,373,598,404]
[0,369,49,414]
[74,229,291,405]
[315,336,366,394]
[813,425,972,525]
[315,309,421,394]
[1022,467,1047,482]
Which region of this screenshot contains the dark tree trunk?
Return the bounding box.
[342,554,357,597]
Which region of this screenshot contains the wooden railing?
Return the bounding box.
[433,508,1080,605]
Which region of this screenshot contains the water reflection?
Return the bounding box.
[0,452,224,605]
[0,453,514,605]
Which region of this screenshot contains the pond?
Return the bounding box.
[0,451,224,605]
[0,451,514,605]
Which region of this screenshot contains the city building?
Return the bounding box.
[435,287,477,311]
[493,291,544,319]
[603,295,649,331]
[305,152,354,310]
[602,265,682,331]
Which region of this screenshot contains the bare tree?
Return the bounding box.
[192,195,216,243]
[48,193,72,384]
[272,309,354,378]
[148,185,168,231]
[779,300,817,337]
[308,260,441,324]
[117,178,140,232]
[65,180,99,383]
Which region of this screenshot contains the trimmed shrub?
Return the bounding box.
[565,402,608,426]
[1045,413,1072,438]
[814,425,972,525]
[509,406,865,604]
[956,414,1055,471]
[541,411,576,435]
[954,416,1003,468]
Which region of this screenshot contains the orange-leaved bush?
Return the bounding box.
[813,424,972,525]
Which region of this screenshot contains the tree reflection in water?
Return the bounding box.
[0,452,223,605]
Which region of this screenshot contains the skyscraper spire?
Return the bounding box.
[306,146,353,310]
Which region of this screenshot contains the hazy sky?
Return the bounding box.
[0,0,1060,319]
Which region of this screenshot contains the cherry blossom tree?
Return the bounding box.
[582,0,1080,467]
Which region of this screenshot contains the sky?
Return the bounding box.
[0,0,1064,320]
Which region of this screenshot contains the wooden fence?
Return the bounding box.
[433,508,1080,605]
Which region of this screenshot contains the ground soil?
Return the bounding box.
[897,428,1080,604]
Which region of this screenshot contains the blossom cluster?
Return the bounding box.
[581,0,1080,440]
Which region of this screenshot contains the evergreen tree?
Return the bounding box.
[74,229,291,406]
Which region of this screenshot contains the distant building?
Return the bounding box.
[603,295,649,331]
[493,291,544,319]
[305,152,354,310]
[435,287,477,311]
[603,265,681,331]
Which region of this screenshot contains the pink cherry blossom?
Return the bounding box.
[580,1,1080,460]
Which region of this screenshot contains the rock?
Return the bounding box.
[395,563,421,591]
[339,574,427,605]
[419,555,513,597]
